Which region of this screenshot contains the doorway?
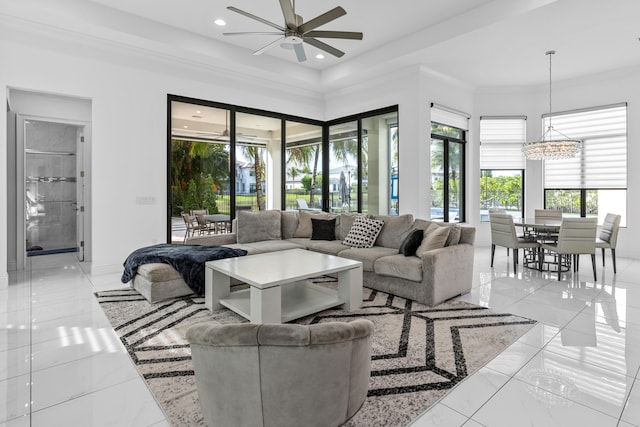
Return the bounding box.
[17,117,86,266]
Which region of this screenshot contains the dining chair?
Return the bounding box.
[596,213,621,273]
[488,208,511,254]
[534,209,562,219]
[489,212,540,274]
[534,209,562,242]
[181,213,198,243]
[195,213,213,235]
[191,209,209,216]
[539,217,598,281]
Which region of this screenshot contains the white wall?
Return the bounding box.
[1,32,324,271]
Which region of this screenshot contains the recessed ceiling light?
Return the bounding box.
[183,125,188,129]
[214,18,226,26]
[315,54,325,59]
[196,110,201,114]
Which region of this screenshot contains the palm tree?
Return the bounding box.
[287,144,321,206]
[240,144,266,211]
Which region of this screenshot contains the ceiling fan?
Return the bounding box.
[223,0,363,62]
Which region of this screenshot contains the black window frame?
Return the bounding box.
[430,124,466,223]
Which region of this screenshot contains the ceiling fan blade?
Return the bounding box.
[298,7,346,34]
[293,43,307,62]
[223,32,284,36]
[227,6,285,32]
[303,37,344,58]
[253,37,285,56]
[303,31,363,40]
[279,0,297,28]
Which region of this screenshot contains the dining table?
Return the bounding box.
[513,217,563,230]
[513,217,565,272]
[204,214,231,234]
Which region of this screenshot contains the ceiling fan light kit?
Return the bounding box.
[223,0,363,62]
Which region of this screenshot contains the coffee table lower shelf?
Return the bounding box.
[220,281,344,323]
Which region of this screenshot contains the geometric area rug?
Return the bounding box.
[95,279,536,426]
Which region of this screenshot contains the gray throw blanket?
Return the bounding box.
[121,244,247,295]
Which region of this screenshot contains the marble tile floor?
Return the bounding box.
[1,247,639,426]
[412,248,640,427]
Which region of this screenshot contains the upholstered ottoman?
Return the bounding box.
[131,263,194,303]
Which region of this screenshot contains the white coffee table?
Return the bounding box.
[205,249,363,324]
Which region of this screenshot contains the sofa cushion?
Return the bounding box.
[342,216,384,248]
[294,210,330,238]
[337,246,398,272]
[311,218,337,240]
[237,210,282,243]
[374,254,423,282]
[415,224,450,256]
[244,240,305,254]
[337,213,359,241]
[398,229,424,256]
[220,243,266,255]
[372,214,414,249]
[305,239,351,256]
[281,211,299,239]
[136,262,181,282]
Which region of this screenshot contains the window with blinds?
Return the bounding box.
[542,103,627,225]
[479,117,526,220]
[480,117,526,169]
[544,104,627,189]
[431,103,470,130]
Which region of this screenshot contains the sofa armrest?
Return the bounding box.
[420,243,474,305]
[187,233,238,246]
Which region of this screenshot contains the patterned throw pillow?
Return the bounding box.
[342,216,385,248]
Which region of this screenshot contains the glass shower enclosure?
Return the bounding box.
[23,119,81,257]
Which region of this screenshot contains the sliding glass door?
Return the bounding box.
[169,102,231,243]
[284,121,323,211]
[168,96,399,242]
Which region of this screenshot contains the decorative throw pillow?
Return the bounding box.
[398,229,424,256]
[372,214,414,249]
[311,218,336,241]
[445,224,462,246]
[415,224,450,256]
[342,216,385,248]
[293,210,329,238]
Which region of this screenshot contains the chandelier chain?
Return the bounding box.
[546,50,555,134]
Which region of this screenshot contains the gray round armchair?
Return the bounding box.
[186,319,374,427]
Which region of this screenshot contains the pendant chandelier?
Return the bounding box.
[522,50,581,160]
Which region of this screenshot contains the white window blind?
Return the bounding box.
[480,117,526,169]
[544,104,627,189]
[431,104,470,131]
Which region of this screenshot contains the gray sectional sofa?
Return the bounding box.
[175,209,476,307]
